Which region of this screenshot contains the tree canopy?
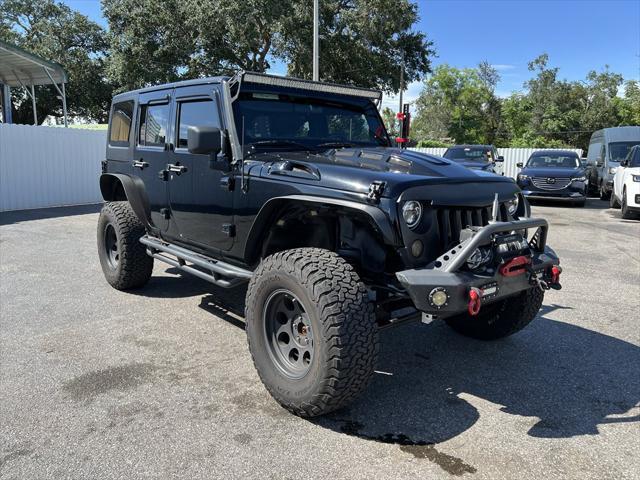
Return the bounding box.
[0,0,112,123]
[412,54,639,150]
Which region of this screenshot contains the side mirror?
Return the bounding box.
[187,126,222,155]
[496,155,504,162]
[516,162,523,168]
[620,160,628,167]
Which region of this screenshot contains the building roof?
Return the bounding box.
[0,40,67,87]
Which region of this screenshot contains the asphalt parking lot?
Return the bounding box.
[1,199,639,480]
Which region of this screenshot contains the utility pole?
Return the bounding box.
[313,0,320,81]
[398,52,404,114]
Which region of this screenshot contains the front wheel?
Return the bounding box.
[445,287,544,340]
[610,191,620,208]
[245,248,378,417]
[97,201,153,290]
[621,190,635,219]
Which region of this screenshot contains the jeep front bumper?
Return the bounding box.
[395,218,560,318]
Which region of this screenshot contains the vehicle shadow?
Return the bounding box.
[529,198,608,210]
[0,203,102,226]
[314,305,640,449]
[194,289,640,447]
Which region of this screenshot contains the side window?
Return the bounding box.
[139,104,169,147]
[176,99,219,149]
[599,144,606,163]
[109,101,134,146]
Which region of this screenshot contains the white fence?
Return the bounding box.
[0,124,106,211]
[0,124,583,212]
[410,147,583,178]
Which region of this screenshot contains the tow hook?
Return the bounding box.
[527,265,562,291]
[468,287,482,316]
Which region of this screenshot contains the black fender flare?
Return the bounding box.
[243,194,400,263]
[99,173,155,230]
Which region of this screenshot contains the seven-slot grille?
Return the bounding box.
[531,177,571,190]
[434,204,509,253]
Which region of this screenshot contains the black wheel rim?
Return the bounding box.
[104,223,119,269]
[263,289,314,379]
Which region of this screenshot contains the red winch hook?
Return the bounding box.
[468,287,482,316]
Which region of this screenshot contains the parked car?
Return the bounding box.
[610,145,640,219]
[97,72,562,417]
[442,145,504,174]
[516,150,588,207]
[585,126,640,200]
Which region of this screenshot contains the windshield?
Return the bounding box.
[526,154,580,168]
[233,91,389,152]
[609,141,640,163]
[443,147,492,162]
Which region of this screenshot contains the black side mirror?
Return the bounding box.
[187,126,222,155]
[516,162,523,168]
[496,155,504,162]
[620,160,628,167]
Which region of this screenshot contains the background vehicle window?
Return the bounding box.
[177,100,218,149]
[609,141,640,162]
[109,101,134,146]
[527,154,579,168]
[139,104,169,147]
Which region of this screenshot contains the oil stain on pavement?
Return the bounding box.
[62,363,157,402]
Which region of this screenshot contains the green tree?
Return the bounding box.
[1,0,112,123]
[276,0,434,92]
[381,107,399,137]
[411,63,500,144]
[103,0,434,95]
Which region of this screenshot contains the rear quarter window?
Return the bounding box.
[109,101,134,146]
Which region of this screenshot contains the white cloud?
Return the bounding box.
[491,64,516,71]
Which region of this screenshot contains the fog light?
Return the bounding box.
[429,287,449,308]
[411,240,423,257]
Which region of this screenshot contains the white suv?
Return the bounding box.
[611,145,640,219]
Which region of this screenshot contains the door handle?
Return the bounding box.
[133,160,149,170]
[167,163,188,175]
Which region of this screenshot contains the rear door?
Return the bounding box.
[134,91,173,232]
[165,85,234,251]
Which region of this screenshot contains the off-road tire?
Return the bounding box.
[621,189,634,219]
[97,201,153,290]
[600,183,611,201]
[444,287,544,340]
[609,192,620,208]
[245,248,378,417]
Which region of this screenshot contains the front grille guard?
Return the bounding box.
[427,217,549,273]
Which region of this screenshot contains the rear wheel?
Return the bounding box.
[97,201,153,290]
[600,182,611,200]
[444,287,544,340]
[245,248,378,417]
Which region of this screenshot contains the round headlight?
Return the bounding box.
[506,194,519,215]
[402,201,422,228]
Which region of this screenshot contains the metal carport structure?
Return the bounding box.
[0,40,68,126]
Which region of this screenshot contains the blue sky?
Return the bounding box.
[63,0,640,108]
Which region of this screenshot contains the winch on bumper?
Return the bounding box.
[395,217,561,318]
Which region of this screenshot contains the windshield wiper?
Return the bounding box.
[315,142,356,149]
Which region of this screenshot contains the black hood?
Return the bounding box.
[254,147,515,198]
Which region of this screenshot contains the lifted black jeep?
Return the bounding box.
[98,72,562,417]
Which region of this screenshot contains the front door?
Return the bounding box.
[166,86,234,251]
[133,91,173,232]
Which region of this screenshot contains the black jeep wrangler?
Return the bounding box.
[98,72,562,417]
